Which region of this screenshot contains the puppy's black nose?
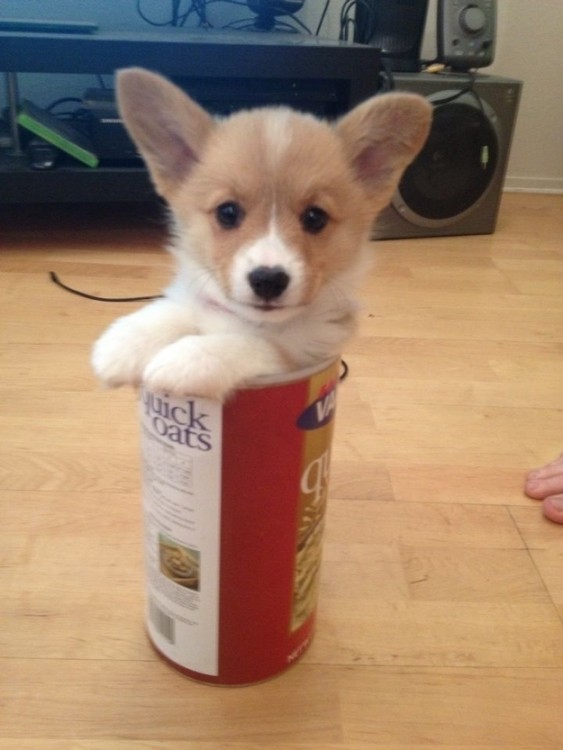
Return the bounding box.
[248,266,290,301]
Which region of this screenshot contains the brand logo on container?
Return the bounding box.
[142,391,212,451]
[301,449,331,504]
[297,384,337,431]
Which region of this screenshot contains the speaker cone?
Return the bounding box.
[393,93,500,227]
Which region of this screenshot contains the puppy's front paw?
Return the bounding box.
[143,337,242,401]
[92,320,152,388]
[92,300,197,389]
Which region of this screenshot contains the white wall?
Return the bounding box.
[2,1,562,191]
[489,1,563,192]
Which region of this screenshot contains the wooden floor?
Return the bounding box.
[1,192,562,748]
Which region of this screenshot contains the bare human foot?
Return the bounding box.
[524,452,563,524]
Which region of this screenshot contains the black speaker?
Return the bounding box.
[437,0,496,70]
[354,0,429,72]
[375,72,522,239]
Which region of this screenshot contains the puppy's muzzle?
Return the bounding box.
[248,266,290,302]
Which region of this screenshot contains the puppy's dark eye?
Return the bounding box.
[216,201,244,229]
[301,205,329,234]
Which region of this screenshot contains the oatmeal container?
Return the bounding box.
[139,358,340,685]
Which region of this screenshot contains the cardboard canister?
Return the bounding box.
[139,358,340,685]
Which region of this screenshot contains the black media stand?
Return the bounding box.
[0,27,380,204]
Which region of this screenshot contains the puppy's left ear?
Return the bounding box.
[116,68,216,199]
[337,93,432,206]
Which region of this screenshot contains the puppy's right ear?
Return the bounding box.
[116,68,215,199]
[336,92,432,210]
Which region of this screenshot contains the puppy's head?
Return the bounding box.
[117,68,431,322]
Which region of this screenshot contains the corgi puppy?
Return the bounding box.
[92,68,431,401]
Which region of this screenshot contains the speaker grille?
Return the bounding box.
[399,102,499,221]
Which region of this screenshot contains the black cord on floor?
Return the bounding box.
[49,271,163,303]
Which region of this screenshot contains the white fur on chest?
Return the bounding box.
[166,256,360,368]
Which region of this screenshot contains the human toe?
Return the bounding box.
[525,472,563,500]
[526,453,563,481]
[542,495,563,524]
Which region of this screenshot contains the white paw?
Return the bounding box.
[91,318,153,387]
[91,300,198,389]
[143,337,244,401]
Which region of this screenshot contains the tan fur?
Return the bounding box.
[92,69,432,399]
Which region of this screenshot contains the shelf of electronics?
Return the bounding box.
[0,25,380,203]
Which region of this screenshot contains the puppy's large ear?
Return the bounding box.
[116,68,215,199]
[337,93,432,207]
